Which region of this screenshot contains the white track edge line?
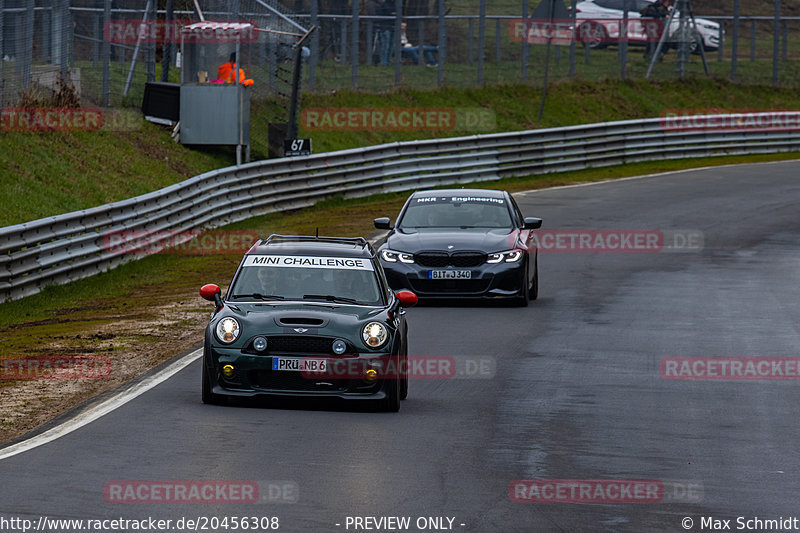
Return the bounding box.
[0,348,202,461]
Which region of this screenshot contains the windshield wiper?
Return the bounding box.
[231,293,284,300]
[303,294,362,305]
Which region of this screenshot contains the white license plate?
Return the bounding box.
[272,357,327,372]
[429,270,472,280]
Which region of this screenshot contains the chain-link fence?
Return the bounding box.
[0,0,308,127]
[0,0,798,112]
[299,0,800,92]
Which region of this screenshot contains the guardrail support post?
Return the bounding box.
[773,0,780,86]
[309,0,318,90]
[351,0,359,89]
[478,0,486,85]
[731,0,739,80]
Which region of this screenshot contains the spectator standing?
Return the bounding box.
[376,0,395,66]
[641,0,671,60]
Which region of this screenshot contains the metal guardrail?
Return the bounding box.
[2,115,799,303]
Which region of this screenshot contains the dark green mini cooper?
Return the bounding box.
[199,235,417,412]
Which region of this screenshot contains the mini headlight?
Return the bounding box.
[332,339,347,355]
[362,322,388,348]
[487,250,524,263]
[253,336,268,352]
[215,317,241,343]
[380,249,415,264]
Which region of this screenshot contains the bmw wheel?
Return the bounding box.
[529,254,539,301]
[515,262,530,307]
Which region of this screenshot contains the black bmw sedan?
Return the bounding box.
[374,189,542,305]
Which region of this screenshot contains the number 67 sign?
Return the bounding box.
[284,138,312,156]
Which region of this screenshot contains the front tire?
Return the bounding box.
[579,22,609,50]
[201,357,226,405]
[400,349,409,401]
[529,255,539,301]
[689,33,704,55]
[515,262,531,307]
[375,354,401,412]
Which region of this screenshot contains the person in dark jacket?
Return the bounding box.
[642,0,671,60]
[375,0,395,66]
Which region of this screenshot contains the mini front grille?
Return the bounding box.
[244,335,357,356]
[248,369,349,392]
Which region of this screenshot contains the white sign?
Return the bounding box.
[243,255,373,270]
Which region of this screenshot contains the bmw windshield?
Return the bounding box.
[228,255,384,305]
[398,195,514,230]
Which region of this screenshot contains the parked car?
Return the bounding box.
[574,0,722,53]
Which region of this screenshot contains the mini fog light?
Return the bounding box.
[253,336,268,352]
[365,368,378,381]
[332,339,347,355]
[222,364,235,378]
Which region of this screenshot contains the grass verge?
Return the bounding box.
[5,77,800,226]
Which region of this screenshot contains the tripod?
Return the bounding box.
[645,0,709,78]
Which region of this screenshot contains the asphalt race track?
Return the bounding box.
[1,160,799,532]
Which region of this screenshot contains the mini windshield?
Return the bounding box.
[398,195,513,229]
[229,255,383,305]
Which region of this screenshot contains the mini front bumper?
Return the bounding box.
[205,347,398,399]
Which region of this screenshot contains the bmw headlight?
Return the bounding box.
[362,322,388,348]
[381,249,415,263]
[486,250,523,263]
[215,317,241,343]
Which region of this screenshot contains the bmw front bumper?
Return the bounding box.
[380,259,527,299]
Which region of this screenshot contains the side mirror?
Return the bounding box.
[523,217,543,230]
[200,284,223,310]
[396,290,418,307]
[374,217,392,230]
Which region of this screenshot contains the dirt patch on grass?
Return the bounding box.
[0,288,210,444]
